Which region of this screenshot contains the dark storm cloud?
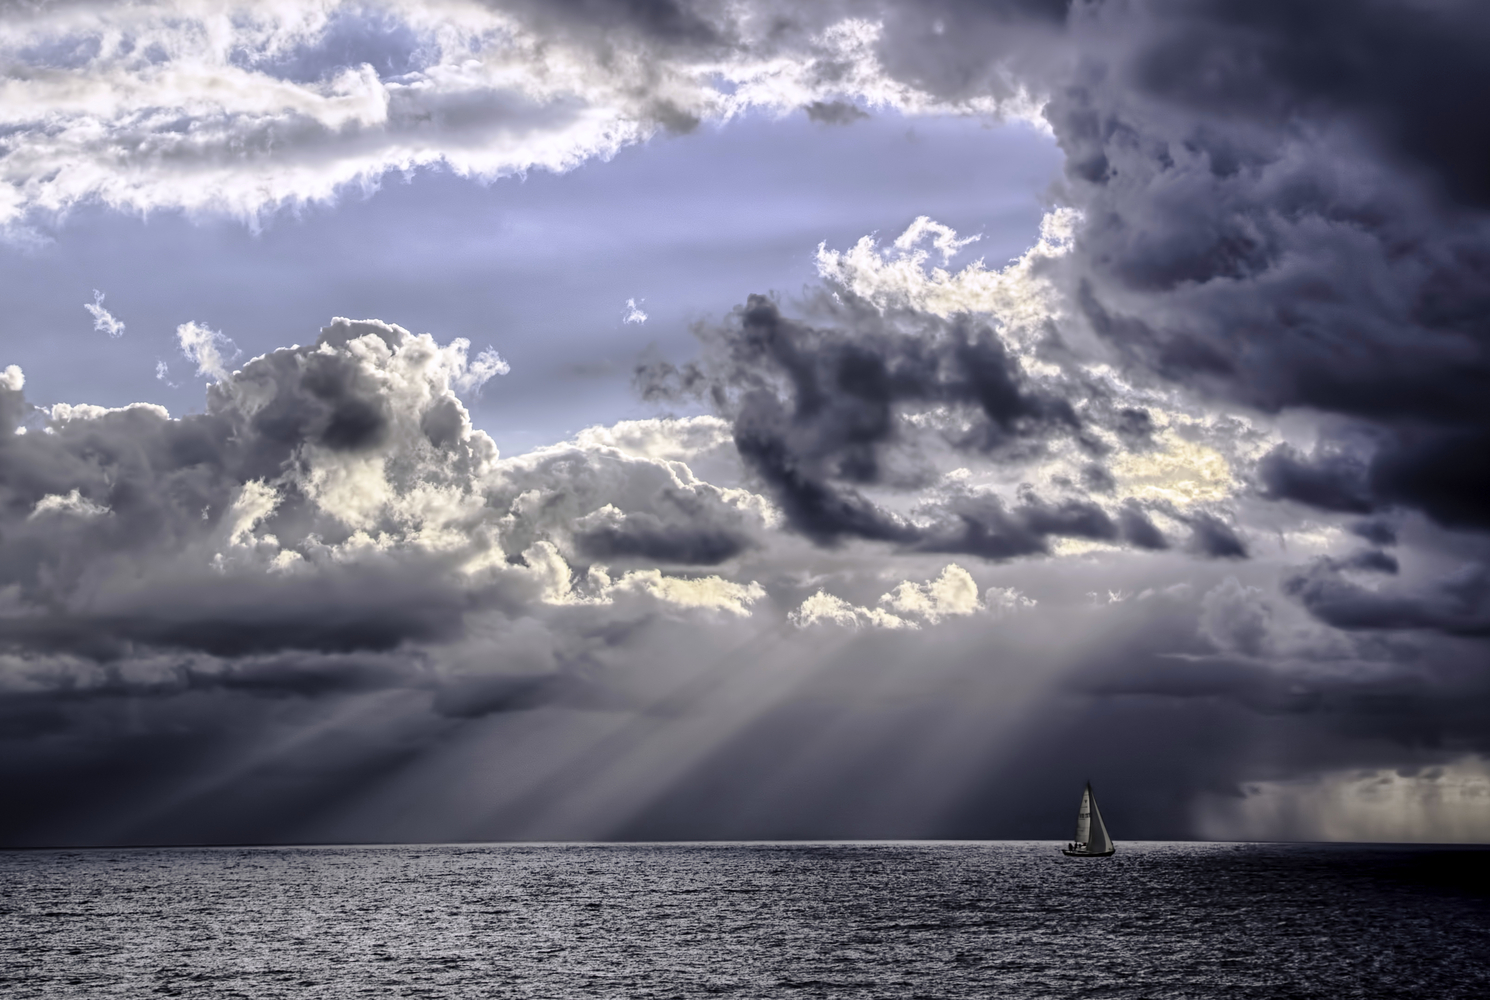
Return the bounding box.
[638,293,1209,559]
[1255,429,1490,532]
[986,582,1490,836]
[643,283,1278,568]
[1181,511,1247,560]
[0,311,794,847]
[1116,503,1167,550]
[912,489,1115,560]
[803,100,868,125]
[1370,429,1490,532]
[1284,558,1490,638]
[1350,519,1398,547]
[1257,444,1375,515]
[858,0,1490,678]
[997,0,1490,538]
[1124,0,1490,210]
[1050,639,1490,816]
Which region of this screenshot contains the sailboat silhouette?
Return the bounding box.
[1062,781,1115,857]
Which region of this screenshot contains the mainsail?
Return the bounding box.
[1073,786,1092,847]
[1064,782,1114,857]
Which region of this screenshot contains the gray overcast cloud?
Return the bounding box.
[1,0,1488,847]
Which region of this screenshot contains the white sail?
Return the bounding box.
[1073,786,1092,847]
[1087,788,1113,854]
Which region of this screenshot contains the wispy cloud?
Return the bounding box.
[453,344,510,396]
[83,290,124,338]
[176,322,239,383]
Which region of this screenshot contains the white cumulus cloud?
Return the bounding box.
[791,564,1032,630]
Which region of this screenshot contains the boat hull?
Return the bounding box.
[1061,848,1115,857]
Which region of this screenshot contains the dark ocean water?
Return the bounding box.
[2,842,1488,998]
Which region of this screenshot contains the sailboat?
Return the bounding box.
[1061,781,1115,857]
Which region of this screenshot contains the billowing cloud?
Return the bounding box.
[790,590,915,629]
[1033,1,1490,545]
[0,317,777,707]
[636,264,1251,563]
[0,0,1047,232]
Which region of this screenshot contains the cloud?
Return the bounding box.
[1199,577,1274,658]
[0,317,779,704]
[0,0,1047,231]
[1284,558,1490,638]
[1028,1,1490,544]
[454,345,511,395]
[623,298,648,324]
[804,99,868,125]
[571,415,733,463]
[607,567,766,617]
[83,290,124,338]
[30,489,110,521]
[880,563,983,621]
[815,209,1075,330]
[789,590,914,629]
[637,283,1261,564]
[4,1,1484,551]
[984,584,1038,617]
[1256,444,1375,515]
[1183,511,1247,560]
[790,562,1033,629]
[572,500,755,565]
[176,322,239,383]
[521,539,765,615]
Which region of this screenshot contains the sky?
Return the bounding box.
[1,0,1487,848]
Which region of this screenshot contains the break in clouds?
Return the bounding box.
[1,0,1488,846]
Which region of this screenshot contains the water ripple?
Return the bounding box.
[2,842,1487,998]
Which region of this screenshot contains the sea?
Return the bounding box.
[2,841,1487,998]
